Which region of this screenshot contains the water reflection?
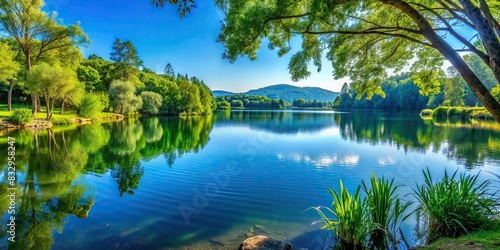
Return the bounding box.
[336,111,500,168]
[0,116,214,249]
[214,110,338,134]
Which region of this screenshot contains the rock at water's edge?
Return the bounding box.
[238,235,295,250]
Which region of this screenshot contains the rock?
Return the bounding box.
[238,235,295,250]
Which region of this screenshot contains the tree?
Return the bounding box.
[110,39,143,68]
[77,65,104,92]
[208,0,500,123]
[0,0,89,115]
[109,79,143,115]
[164,63,175,76]
[444,67,465,107]
[26,63,81,120]
[109,39,143,82]
[140,91,163,115]
[0,41,20,109]
[293,98,306,107]
[177,79,202,113]
[231,99,244,109]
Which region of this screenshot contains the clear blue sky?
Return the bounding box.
[43,0,346,93]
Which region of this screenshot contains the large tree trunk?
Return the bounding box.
[37,97,42,112]
[45,95,52,121]
[31,94,37,117]
[8,80,14,111]
[459,0,500,84]
[61,99,66,114]
[384,0,500,124]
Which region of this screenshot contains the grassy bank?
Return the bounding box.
[420,106,493,120]
[0,104,121,127]
[419,224,500,249]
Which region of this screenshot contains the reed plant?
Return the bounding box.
[413,168,499,243]
[362,174,413,249]
[312,180,369,249]
[312,174,412,249]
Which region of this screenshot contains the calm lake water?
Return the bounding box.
[1,110,500,249]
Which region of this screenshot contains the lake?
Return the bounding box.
[1,110,500,249]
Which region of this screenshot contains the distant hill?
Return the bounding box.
[244,84,339,103]
[212,90,236,97]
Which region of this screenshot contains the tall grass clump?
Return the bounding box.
[362,174,413,249]
[313,180,369,249]
[414,168,499,244]
[312,174,412,249]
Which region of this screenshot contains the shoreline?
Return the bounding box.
[0,113,125,131]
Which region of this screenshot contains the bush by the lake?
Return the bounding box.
[431,106,449,119]
[413,168,499,244]
[140,91,162,115]
[78,93,104,118]
[10,108,33,124]
[312,174,412,249]
[428,106,493,120]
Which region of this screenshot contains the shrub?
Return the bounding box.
[432,106,449,118]
[413,168,498,244]
[10,108,33,124]
[140,91,162,115]
[78,93,104,118]
[447,107,464,118]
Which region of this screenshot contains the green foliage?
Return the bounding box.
[492,85,500,103]
[336,74,429,110]
[109,80,143,115]
[164,63,174,76]
[140,91,162,115]
[10,108,33,124]
[444,67,465,107]
[314,180,369,249]
[362,174,412,249]
[413,168,499,243]
[432,106,449,119]
[51,116,73,125]
[77,65,104,92]
[0,42,20,82]
[292,98,333,109]
[429,106,493,120]
[78,93,104,118]
[110,38,143,68]
[217,100,230,110]
[230,99,243,109]
[26,63,81,120]
[212,0,500,122]
[216,94,287,110]
[447,107,465,118]
[312,174,412,249]
[95,91,110,111]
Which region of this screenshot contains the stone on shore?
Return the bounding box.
[238,235,295,250]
